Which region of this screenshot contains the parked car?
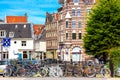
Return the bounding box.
[0,60,11,75]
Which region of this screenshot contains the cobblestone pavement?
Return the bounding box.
[0,77,119,80]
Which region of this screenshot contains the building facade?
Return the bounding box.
[0,23,34,60]
[45,12,58,59]
[0,14,35,60]
[57,0,96,62]
[34,24,46,60]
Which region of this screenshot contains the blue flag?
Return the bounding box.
[2,38,11,47]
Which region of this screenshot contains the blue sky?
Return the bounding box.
[0,0,61,24]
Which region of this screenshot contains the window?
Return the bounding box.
[72,33,76,40]
[21,41,26,46]
[24,25,26,28]
[87,9,91,14]
[2,52,8,59]
[66,21,68,28]
[85,0,93,4]
[74,0,79,3]
[15,25,18,28]
[66,33,68,40]
[23,51,27,58]
[78,21,82,28]
[9,32,14,38]
[72,9,75,16]
[0,30,6,38]
[72,21,76,28]
[77,9,80,16]
[79,33,82,39]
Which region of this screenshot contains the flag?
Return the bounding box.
[2,38,11,47]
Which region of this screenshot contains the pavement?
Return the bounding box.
[0,77,120,80]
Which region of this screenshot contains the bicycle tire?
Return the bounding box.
[17,68,26,77]
[86,67,96,78]
[40,67,48,77]
[3,68,12,77]
[101,68,111,78]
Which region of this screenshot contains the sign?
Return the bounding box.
[2,38,11,47]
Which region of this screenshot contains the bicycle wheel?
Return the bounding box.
[17,68,26,77]
[3,68,12,77]
[101,68,111,78]
[40,67,48,77]
[86,67,96,78]
[73,69,83,77]
[56,67,63,77]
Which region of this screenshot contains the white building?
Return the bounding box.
[33,24,46,60]
[0,23,34,60]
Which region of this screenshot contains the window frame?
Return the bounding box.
[66,21,68,28]
[0,30,6,38]
[72,21,76,28]
[72,9,75,16]
[21,41,26,46]
[79,33,82,39]
[72,33,76,40]
[77,9,81,16]
[78,21,82,28]
[9,32,14,38]
[66,33,68,40]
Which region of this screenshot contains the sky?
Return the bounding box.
[0,0,61,24]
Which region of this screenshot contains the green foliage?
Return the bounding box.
[109,47,120,70]
[83,0,120,57]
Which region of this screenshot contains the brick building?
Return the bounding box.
[45,0,97,62]
[57,0,96,62]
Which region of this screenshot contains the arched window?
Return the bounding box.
[72,47,82,62]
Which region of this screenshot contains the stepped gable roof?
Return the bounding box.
[0,23,32,38]
[45,12,59,23]
[6,16,27,23]
[46,12,53,23]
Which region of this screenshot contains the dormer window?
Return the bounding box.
[0,30,6,38]
[9,32,14,38]
[15,25,18,28]
[24,25,26,28]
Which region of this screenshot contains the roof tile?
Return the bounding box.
[6,16,27,23]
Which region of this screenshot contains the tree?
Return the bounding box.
[109,47,120,72]
[83,0,120,77]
